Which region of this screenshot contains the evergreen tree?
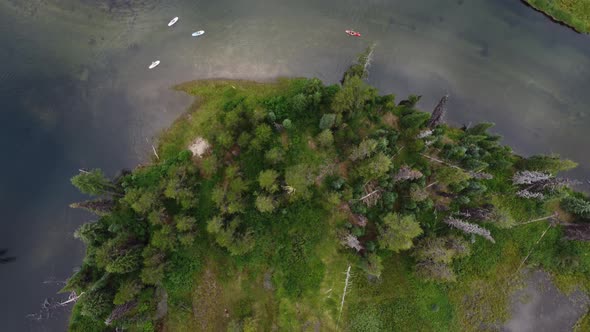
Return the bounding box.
[71,169,117,196]
[80,289,114,320]
[562,196,590,219]
[400,112,431,129]
[518,155,577,174]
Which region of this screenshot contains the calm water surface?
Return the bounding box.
[0,0,589,330]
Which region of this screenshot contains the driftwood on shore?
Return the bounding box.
[427,95,449,128]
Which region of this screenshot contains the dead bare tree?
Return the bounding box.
[470,171,493,180]
[513,171,580,199]
[27,291,85,322]
[426,95,449,128]
[351,181,382,207]
[516,189,545,199]
[517,213,558,226]
[512,171,551,185]
[421,153,464,171]
[337,265,352,327]
[58,291,85,306]
[417,129,433,139]
[350,214,368,228]
[394,166,423,182]
[105,300,138,326]
[444,217,495,243]
[362,44,376,77]
[563,223,590,241]
[341,234,364,252]
[152,145,160,160]
[516,224,552,273]
[457,205,496,221]
[70,199,115,216]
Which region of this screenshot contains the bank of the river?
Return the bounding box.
[524,0,590,33]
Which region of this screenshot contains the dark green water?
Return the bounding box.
[0,0,588,330]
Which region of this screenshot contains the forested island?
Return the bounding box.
[524,0,590,33]
[64,48,590,331]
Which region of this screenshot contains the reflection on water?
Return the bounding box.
[0,249,16,264]
[0,0,589,330]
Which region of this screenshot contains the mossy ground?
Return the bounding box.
[525,0,590,33]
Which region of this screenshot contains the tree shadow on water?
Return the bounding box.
[0,248,16,264]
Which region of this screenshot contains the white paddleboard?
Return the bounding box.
[168,17,178,27]
[192,30,205,37]
[149,61,160,69]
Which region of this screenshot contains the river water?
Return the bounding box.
[0,0,588,330]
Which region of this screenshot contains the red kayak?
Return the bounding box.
[345,30,361,37]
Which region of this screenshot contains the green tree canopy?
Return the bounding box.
[316,129,334,147]
[357,152,392,180]
[350,139,378,161]
[400,112,431,129]
[285,164,315,201]
[258,169,280,193]
[378,213,423,252]
[332,76,375,115]
[255,195,276,213]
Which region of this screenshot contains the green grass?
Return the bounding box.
[348,255,458,332]
[525,0,590,33]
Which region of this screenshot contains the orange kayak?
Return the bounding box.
[345,30,361,37]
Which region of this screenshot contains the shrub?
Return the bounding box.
[282,119,293,129]
[316,129,334,147]
[360,253,384,278]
